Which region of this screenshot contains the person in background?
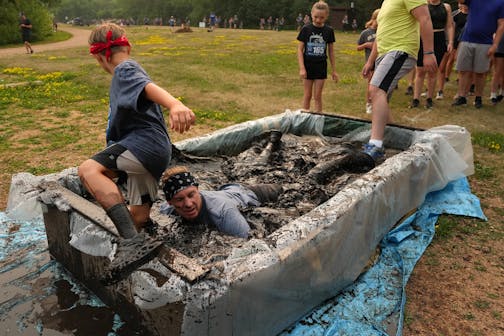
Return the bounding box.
[20,13,34,54]
[452,0,504,108]
[357,9,380,114]
[297,0,339,112]
[361,0,437,161]
[79,23,195,239]
[444,3,468,84]
[409,0,453,108]
[160,166,283,238]
[490,34,504,105]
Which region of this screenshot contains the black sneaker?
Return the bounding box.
[474,96,483,109]
[425,98,433,109]
[491,97,498,105]
[405,86,413,96]
[409,98,419,108]
[451,96,467,106]
[497,95,503,102]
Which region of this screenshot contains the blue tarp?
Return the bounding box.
[0,178,486,335]
[280,177,486,336]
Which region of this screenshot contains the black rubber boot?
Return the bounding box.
[247,184,283,204]
[106,203,138,239]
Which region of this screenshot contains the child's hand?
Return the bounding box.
[299,69,307,79]
[332,72,339,82]
[169,103,196,134]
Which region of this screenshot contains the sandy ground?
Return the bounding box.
[0,26,89,57]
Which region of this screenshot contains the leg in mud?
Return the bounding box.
[246,184,284,204]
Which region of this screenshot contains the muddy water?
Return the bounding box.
[0,132,389,335]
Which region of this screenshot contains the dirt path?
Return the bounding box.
[0,25,90,57]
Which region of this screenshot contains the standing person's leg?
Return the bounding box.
[436,52,450,99]
[365,51,415,160]
[312,79,326,112]
[453,42,472,106]
[302,79,314,111]
[445,48,457,82]
[411,66,425,108]
[472,43,492,108]
[492,55,504,103]
[366,74,374,114]
[405,67,415,95]
[425,69,436,108]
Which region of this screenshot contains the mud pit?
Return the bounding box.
[9,111,471,336]
[154,132,381,261]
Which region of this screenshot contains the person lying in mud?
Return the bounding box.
[159,166,283,238]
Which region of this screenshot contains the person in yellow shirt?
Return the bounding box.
[361,0,437,161]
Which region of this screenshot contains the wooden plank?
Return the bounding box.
[39,181,119,236]
[157,247,209,283]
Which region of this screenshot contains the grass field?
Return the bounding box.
[0,26,503,335]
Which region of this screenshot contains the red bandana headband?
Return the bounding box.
[89,30,130,61]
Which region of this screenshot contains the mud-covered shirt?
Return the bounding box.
[160,184,260,238]
[108,60,171,180]
[297,23,335,64]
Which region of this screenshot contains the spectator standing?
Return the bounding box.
[20,13,34,54]
[342,14,349,31]
[452,0,504,108]
[297,1,339,112]
[303,14,311,26]
[279,17,285,31]
[357,9,380,114]
[409,0,454,108]
[361,0,437,161]
[445,3,468,83]
[490,35,504,104]
[296,13,304,31]
[351,18,358,32]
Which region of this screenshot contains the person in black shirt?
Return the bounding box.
[20,14,34,54]
[297,1,339,112]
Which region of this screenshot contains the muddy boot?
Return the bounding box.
[247,184,283,204]
[106,203,138,239]
[100,232,164,285]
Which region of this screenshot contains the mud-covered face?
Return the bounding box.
[311,8,328,27]
[168,186,202,220]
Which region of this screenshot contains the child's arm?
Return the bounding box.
[297,42,307,79]
[144,83,196,134]
[327,42,339,82]
[357,41,373,51]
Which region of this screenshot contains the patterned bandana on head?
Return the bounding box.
[89,30,130,62]
[162,172,199,200]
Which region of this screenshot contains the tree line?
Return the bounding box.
[1,0,460,46]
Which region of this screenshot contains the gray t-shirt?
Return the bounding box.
[357,28,377,61]
[108,60,171,180]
